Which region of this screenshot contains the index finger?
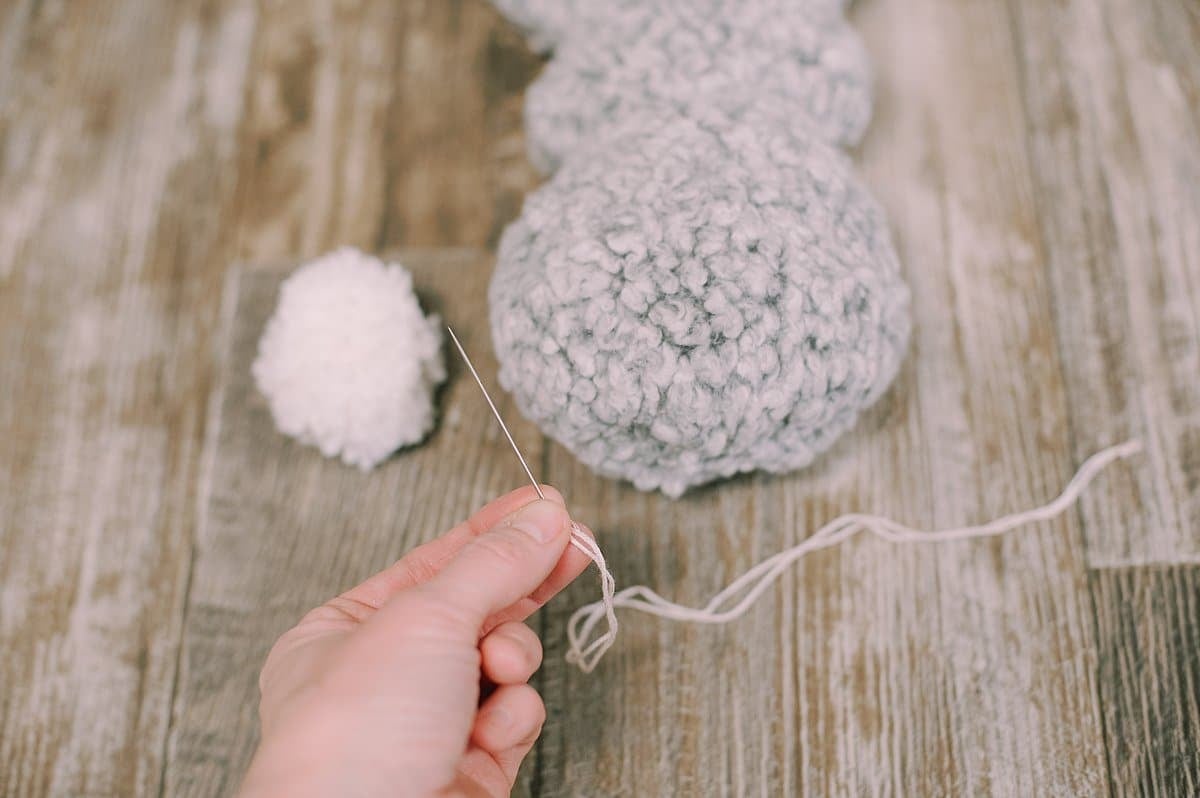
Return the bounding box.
[476,520,596,634]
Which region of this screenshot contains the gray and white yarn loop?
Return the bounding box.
[490,0,911,496]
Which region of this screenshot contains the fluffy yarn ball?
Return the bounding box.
[491,0,910,496]
[520,1,872,172]
[492,110,909,497]
[253,247,445,470]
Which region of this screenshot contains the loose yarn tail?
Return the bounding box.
[565,523,618,672]
[565,440,1142,673]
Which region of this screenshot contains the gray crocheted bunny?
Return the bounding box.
[490,0,911,497]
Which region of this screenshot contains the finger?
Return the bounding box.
[479,521,596,634]
[338,485,566,610]
[480,621,543,685]
[466,485,565,536]
[471,683,546,759]
[422,499,572,627]
[451,747,515,797]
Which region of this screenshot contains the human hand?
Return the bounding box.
[238,486,593,798]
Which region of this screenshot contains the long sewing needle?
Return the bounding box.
[446,326,546,501]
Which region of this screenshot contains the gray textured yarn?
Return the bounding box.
[492,0,851,55]
[490,0,911,497]
[512,0,872,171]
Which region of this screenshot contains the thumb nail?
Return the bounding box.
[506,500,567,544]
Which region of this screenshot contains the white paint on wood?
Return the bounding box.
[1011,0,1200,567]
[1,0,1197,795]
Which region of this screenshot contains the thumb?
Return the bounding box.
[422,499,572,628]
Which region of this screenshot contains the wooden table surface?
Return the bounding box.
[1,1,1197,795]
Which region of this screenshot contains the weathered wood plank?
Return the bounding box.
[229,0,542,262]
[1008,0,1200,568]
[162,252,547,796]
[1091,565,1200,796]
[1006,6,1200,793]
[0,2,256,795]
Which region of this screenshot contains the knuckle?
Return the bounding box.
[471,529,529,571]
[323,595,375,622]
[490,623,542,670]
[397,551,441,586]
[404,585,479,631]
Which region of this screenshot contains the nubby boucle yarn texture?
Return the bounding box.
[253,248,446,470]
[490,0,911,496]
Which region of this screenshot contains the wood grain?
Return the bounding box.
[1,0,1198,795]
[1091,565,1200,796]
[0,3,255,795]
[1006,4,1200,795]
[229,0,542,262]
[1009,0,1200,569]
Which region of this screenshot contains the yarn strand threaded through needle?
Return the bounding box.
[565,439,1142,673]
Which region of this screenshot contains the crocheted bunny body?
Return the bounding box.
[491,0,910,496]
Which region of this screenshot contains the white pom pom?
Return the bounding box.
[252,247,446,470]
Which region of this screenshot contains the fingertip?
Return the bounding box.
[507,499,570,544]
[481,621,543,684]
[466,485,568,536]
[472,684,546,753]
[538,484,566,507]
[428,500,572,623]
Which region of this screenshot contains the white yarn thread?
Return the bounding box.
[566,522,619,672]
[564,440,1142,673]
